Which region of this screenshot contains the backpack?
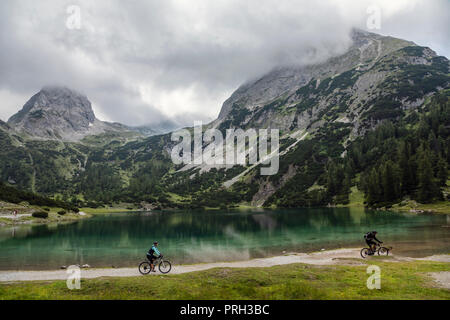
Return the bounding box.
[364,231,375,240]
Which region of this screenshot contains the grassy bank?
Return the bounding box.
[79,207,133,214]
[391,200,450,215]
[1,260,448,300]
[336,186,450,214]
[0,211,92,227]
[0,202,91,226]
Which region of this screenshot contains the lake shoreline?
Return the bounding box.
[99,200,450,215]
[0,211,92,227]
[0,248,448,282]
[1,200,448,228]
[1,207,447,272]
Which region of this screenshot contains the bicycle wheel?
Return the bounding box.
[139,261,152,275]
[159,260,172,274]
[360,248,370,258]
[377,247,389,256]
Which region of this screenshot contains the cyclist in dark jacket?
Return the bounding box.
[364,231,383,255]
[147,241,162,272]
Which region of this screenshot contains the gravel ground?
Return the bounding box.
[1,248,447,283]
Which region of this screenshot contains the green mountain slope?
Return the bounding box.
[0,30,448,210]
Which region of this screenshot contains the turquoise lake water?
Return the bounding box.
[0,208,448,270]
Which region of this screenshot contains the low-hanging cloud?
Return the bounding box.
[0,0,448,126]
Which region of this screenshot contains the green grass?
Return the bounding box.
[0,202,91,226]
[0,211,92,226]
[79,207,132,214]
[391,200,450,215]
[1,260,448,300]
[390,179,450,214]
[0,218,10,225]
[336,186,365,208]
[334,177,450,214]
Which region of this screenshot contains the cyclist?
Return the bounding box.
[364,231,383,255]
[147,241,162,272]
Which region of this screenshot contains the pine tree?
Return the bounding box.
[437,157,448,187]
[326,160,337,196]
[417,147,437,203]
[398,141,415,194]
[381,160,400,203]
[418,116,430,140]
[366,167,381,206]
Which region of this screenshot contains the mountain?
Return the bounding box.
[7,86,136,141]
[126,119,182,137]
[217,30,414,120]
[0,119,10,132]
[215,30,433,133]
[194,29,449,205]
[0,30,448,210]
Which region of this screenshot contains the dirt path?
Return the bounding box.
[1,248,448,283]
[428,272,450,289]
[417,255,450,263]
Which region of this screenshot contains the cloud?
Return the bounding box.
[0,0,448,126]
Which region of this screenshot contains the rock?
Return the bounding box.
[81,264,91,268]
[60,266,67,269]
[7,86,133,141]
[216,29,415,121]
[140,201,155,211]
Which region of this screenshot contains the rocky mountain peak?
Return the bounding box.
[216,30,415,120]
[6,86,133,141]
[7,86,97,140]
[12,86,95,122]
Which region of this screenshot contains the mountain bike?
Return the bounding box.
[360,242,391,258]
[139,255,172,274]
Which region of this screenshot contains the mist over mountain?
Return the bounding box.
[217,29,414,120]
[0,30,448,210]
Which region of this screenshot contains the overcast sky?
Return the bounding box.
[0,0,449,126]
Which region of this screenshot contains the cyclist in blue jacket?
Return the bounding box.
[147,241,162,272]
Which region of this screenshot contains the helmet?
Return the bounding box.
[153,241,158,245]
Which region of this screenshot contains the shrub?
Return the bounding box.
[57,210,67,216]
[43,207,50,211]
[32,211,48,219]
[86,201,100,208]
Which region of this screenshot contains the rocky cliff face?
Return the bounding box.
[0,120,10,132]
[209,29,449,205]
[7,86,132,141]
[216,29,419,130]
